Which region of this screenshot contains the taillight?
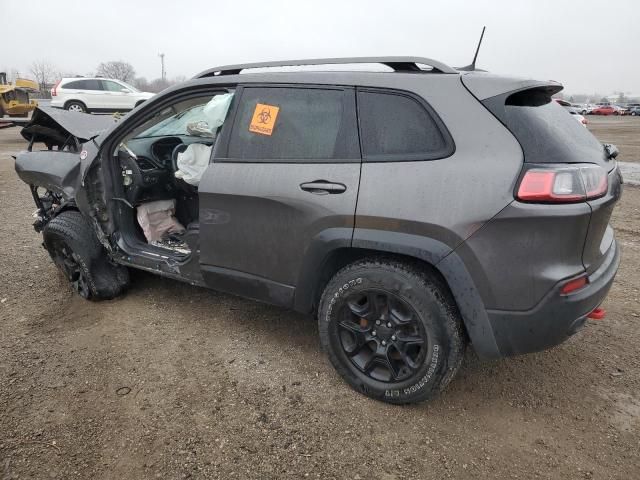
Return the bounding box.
[51,80,61,97]
[517,165,608,203]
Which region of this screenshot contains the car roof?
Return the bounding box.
[61,77,123,82]
[194,56,459,78]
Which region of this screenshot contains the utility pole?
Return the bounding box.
[158,53,166,81]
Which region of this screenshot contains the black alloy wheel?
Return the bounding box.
[336,290,428,383]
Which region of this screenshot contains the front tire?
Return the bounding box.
[43,211,129,300]
[318,258,465,404]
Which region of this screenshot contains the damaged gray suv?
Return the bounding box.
[14,57,622,404]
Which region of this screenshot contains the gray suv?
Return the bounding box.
[14,57,622,404]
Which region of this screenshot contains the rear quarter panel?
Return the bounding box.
[354,76,523,254]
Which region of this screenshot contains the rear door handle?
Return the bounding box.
[300,181,347,195]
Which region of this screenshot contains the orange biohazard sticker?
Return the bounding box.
[249,103,279,136]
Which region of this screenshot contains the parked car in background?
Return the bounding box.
[581,104,597,115]
[613,105,629,115]
[591,105,618,115]
[554,99,588,126]
[50,77,154,113]
[629,106,640,116]
[569,110,588,127]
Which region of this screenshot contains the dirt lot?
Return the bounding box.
[1,119,639,479]
[587,115,640,162]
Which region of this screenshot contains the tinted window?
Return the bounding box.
[63,79,102,90]
[226,87,358,161]
[84,79,103,90]
[63,80,86,89]
[484,88,605,165]
[357,90,452,161]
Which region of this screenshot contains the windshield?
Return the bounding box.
[119,81,140,93]
[137,104,208,137]
[131,91,235,139]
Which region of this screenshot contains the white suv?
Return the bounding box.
[50,77,154,113]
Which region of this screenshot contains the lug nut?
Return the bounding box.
[372,330,377,336]
[375,320,381,325]
[381,340,387,346]
[386,322,392,328]
[391,335,396,341]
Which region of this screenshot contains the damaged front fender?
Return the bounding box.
[15,150,81,200]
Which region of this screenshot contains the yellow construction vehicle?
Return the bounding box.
[0,72,39,118]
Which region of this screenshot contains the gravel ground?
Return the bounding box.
[1,121,639,479]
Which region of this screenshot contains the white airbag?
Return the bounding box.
[136,199,185,243]
[175,143,212,186]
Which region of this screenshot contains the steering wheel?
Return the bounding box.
[171,143,197,193]
[117,148,144,203]
[171,143,189,172]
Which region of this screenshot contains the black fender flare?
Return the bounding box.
[294,228,501,359]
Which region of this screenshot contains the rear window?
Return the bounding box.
[357,90,453,162]
[225,87,358,162]
[484,88,605,164]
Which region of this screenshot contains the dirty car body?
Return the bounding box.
[14,57,622,404]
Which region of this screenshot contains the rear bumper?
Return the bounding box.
[486,238,620,356]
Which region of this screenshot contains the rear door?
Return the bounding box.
[198,85,361,307]
[76,79,105,109]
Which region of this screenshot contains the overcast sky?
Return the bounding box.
[3,0,638,95]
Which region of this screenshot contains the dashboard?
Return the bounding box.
[128,135,213,171]
[120,135,213,202]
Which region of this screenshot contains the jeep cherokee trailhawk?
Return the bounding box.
[14,57,622,404]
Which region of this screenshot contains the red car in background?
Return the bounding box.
[592,105,618,115]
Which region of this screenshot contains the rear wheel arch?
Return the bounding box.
[295,230,501,359]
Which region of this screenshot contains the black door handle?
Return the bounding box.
[300,181,347,195]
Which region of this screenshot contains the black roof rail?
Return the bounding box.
[194,56,458,78]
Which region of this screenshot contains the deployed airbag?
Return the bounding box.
[136,199,185,243]
[175,143,211,186]
[203,92,234,130]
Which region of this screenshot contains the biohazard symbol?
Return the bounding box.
[249,103,279,135]
[257,108,271,124]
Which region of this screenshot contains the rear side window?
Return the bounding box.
[62,79,102,90]
[224,86,359,162]
[62,80,85,89]
[484,88,605,164]
[357,90,453,161]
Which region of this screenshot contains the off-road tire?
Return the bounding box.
[65,100,87,113]
[318,258,465,404]
[43,211,129,300]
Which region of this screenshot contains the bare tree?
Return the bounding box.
[30,60,59,95]
[96,61,136,83]
[132,77,150,91]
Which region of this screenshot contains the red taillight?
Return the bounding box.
[561,275,588,295]
[51,80,61,97]
[517,165,608,203]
